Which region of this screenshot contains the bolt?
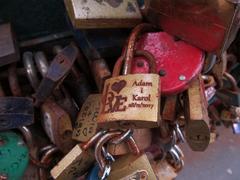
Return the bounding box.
[159,69,166,76]
[179,75,186,81]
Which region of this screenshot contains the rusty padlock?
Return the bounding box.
[184,75,210,151]
[23,51,75,153]
[50,131,106,180]
[34,51,78,121]
[33,44,79,106]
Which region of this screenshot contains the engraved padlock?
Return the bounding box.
[184,75,210,151]
[50,131,106,180]
[98,49,160,129]
[72,94,100,142]
[94,130,157,180]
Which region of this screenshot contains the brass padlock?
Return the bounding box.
[64,0,142,28]
[0,23,19,67]
[184,75,210,151]
[94,130,156,179]
[50,131,105,180]
[98,37,160,129]
[72,94,101,142]
[151,160,177,180]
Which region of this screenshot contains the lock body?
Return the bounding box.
[108,153,157,180]
[98,74,160,129]
[73,94,100,142]
[184,76,210,151]
[0,131,29,179]
[145,0,240,54]
[50,144,95,180]
[64,0,142,28]
[0,97,34,130]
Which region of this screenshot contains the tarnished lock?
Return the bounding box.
[0,131,29,179]
[72,94,100,142]
[98,25,160,129]
[34,51,78,121]
[23,51,75,153]
[34,44,79,106]
[184,75,210,151]
[64,0,142,28]
[0,23,19,67]
[50,131,105,180]
[145,0,240,55]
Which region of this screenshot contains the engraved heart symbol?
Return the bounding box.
[111,80,127,94]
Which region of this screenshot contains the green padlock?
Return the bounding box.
[0,131,29,180]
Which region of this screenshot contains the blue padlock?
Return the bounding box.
[87,164,100,180]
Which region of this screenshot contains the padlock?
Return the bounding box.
[34,44,79,106]
[216,72,240,107]
[72,94,100,142]
[0,23,19,67]
[145,0,240,54]
[94,130,157,179]
[232,121,240,134]
[73,31,112,92]
[151,159,177,180]
[0,131,29,179]
[107,128,152,155]
[23,52,75,153]
[34,51,78,121]
[64,0,142,28]
[184,75,210,151]
[0,97,34,131]
[98,25,160,129]
[132,31,204,95]
[107,154,157,180]
[50,131,105,180]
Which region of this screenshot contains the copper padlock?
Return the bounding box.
[98,25,160,129]
[184,75,210,151]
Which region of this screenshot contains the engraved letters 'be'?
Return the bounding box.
[101,83,128,113]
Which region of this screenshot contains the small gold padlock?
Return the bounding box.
[72,94,101,142]
[184,75,210,151]
[98,50,160,129]
[50,131,105,180]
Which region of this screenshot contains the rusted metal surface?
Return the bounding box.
[8,64,22,96]
[34,44,79,106]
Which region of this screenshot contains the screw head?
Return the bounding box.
[179,75,186,81]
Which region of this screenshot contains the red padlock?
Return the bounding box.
[132,32,204,95]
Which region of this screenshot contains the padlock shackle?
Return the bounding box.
[123,23,156,75]
[8,64,22,96]
[34,51,49,77]
[81,131,107,150]
[223,72,238,91]
[113,50,157,77]
[23,52,40,91]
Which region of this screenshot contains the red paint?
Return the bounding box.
[132,32,204,95]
